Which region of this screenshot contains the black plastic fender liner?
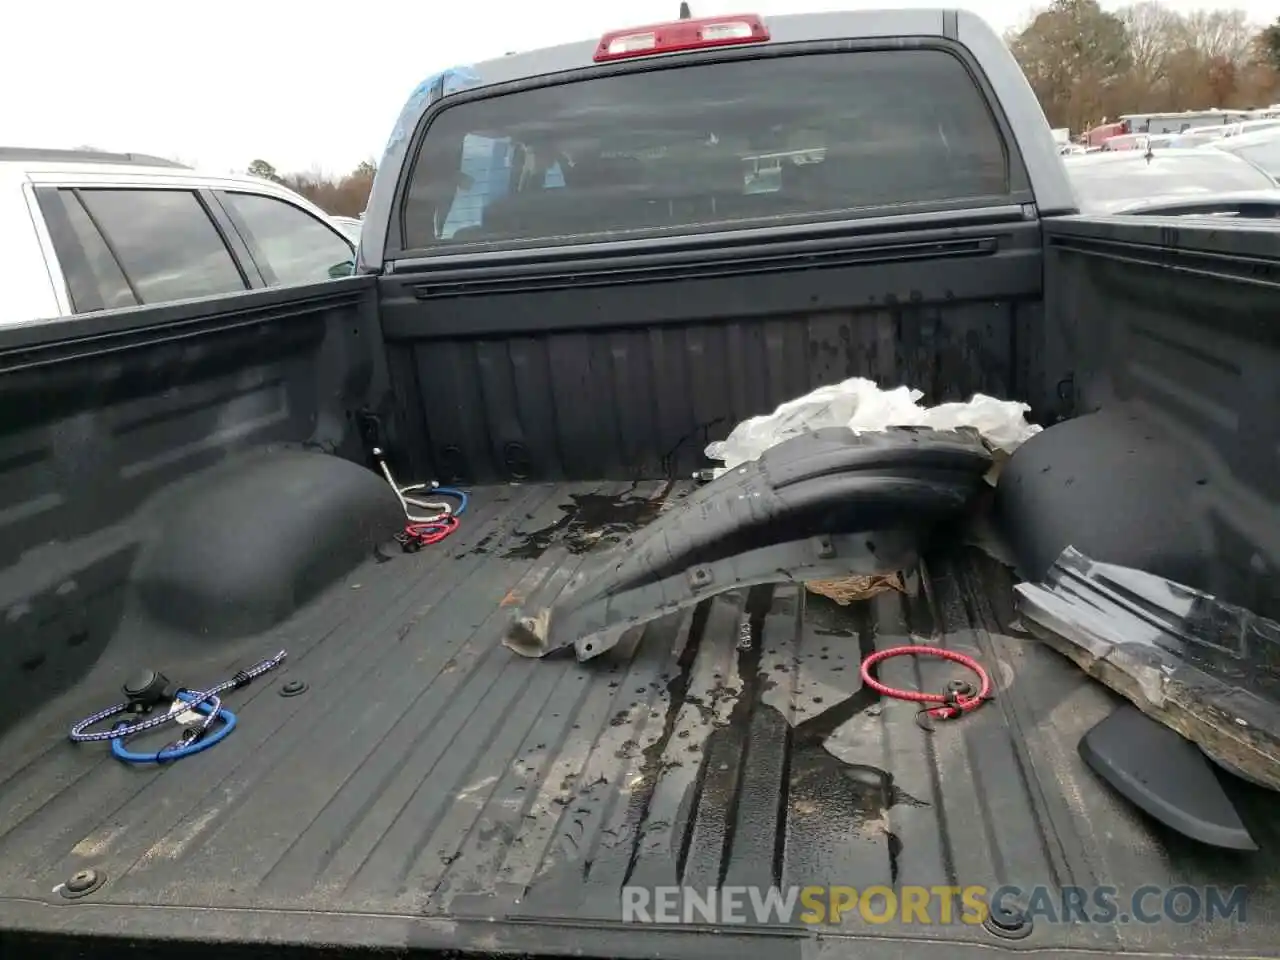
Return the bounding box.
[760,425,996,488]
[574,426,991,598]
[504,530,922,661]
[504,427,993,660]
[567,472,980,607]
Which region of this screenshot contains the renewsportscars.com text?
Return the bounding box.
[621,884,1249,926]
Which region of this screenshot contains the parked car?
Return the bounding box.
[0,147,356,327]
[1062,148,1280,213]
[1168,127,1230,148]
[1100,133,1178,151]
[1098,133,1149,151]
[1213,126,1280,179]
[330,215,363,242]
[1221,118,1280,138]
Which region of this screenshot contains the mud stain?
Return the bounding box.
[616,588,925,892]
[502,482,674,560]
[518,587,928,918]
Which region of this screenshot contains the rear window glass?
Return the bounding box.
[401,48,1012,251]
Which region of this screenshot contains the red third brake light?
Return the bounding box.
[593,14,770,62]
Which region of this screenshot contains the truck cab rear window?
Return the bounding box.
[402,48,1011,251]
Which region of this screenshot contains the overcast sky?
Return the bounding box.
[1,0,1273,175]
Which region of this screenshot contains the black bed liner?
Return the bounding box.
[0,481,1276,959]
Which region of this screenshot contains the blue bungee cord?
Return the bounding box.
[110,692,237,764]
[69,650,286,765]
[433,486,467,516]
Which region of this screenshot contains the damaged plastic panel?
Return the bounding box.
[1015,546,1280,792]
[505,426,992,660]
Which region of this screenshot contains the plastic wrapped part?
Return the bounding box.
[383,65,482,158]
[704,376,1041,477]
[504,426,992,661]
[1015,545,1280,791]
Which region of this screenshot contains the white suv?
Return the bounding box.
[0,147,357,328]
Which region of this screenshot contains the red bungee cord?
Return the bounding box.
[404,515,459,546]
[859,645,992,726]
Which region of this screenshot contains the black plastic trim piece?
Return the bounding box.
[393,204,1027,273]
[505,529,922,662]
[408,237,999,300]
[1014,545,1280,793]
[381,218,1041,340]
[1079,704,1257,851]
[505,427,992,659]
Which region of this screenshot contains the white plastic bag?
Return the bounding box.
[704,377,1041,475]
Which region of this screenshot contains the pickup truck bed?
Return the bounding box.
[6,8,1280,955]
[4,479,1276,959]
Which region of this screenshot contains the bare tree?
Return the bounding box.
[277,160,377,217]
[1119,2,1188,82]
[1185,9,1255,66]
[1009,1,1280,131]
